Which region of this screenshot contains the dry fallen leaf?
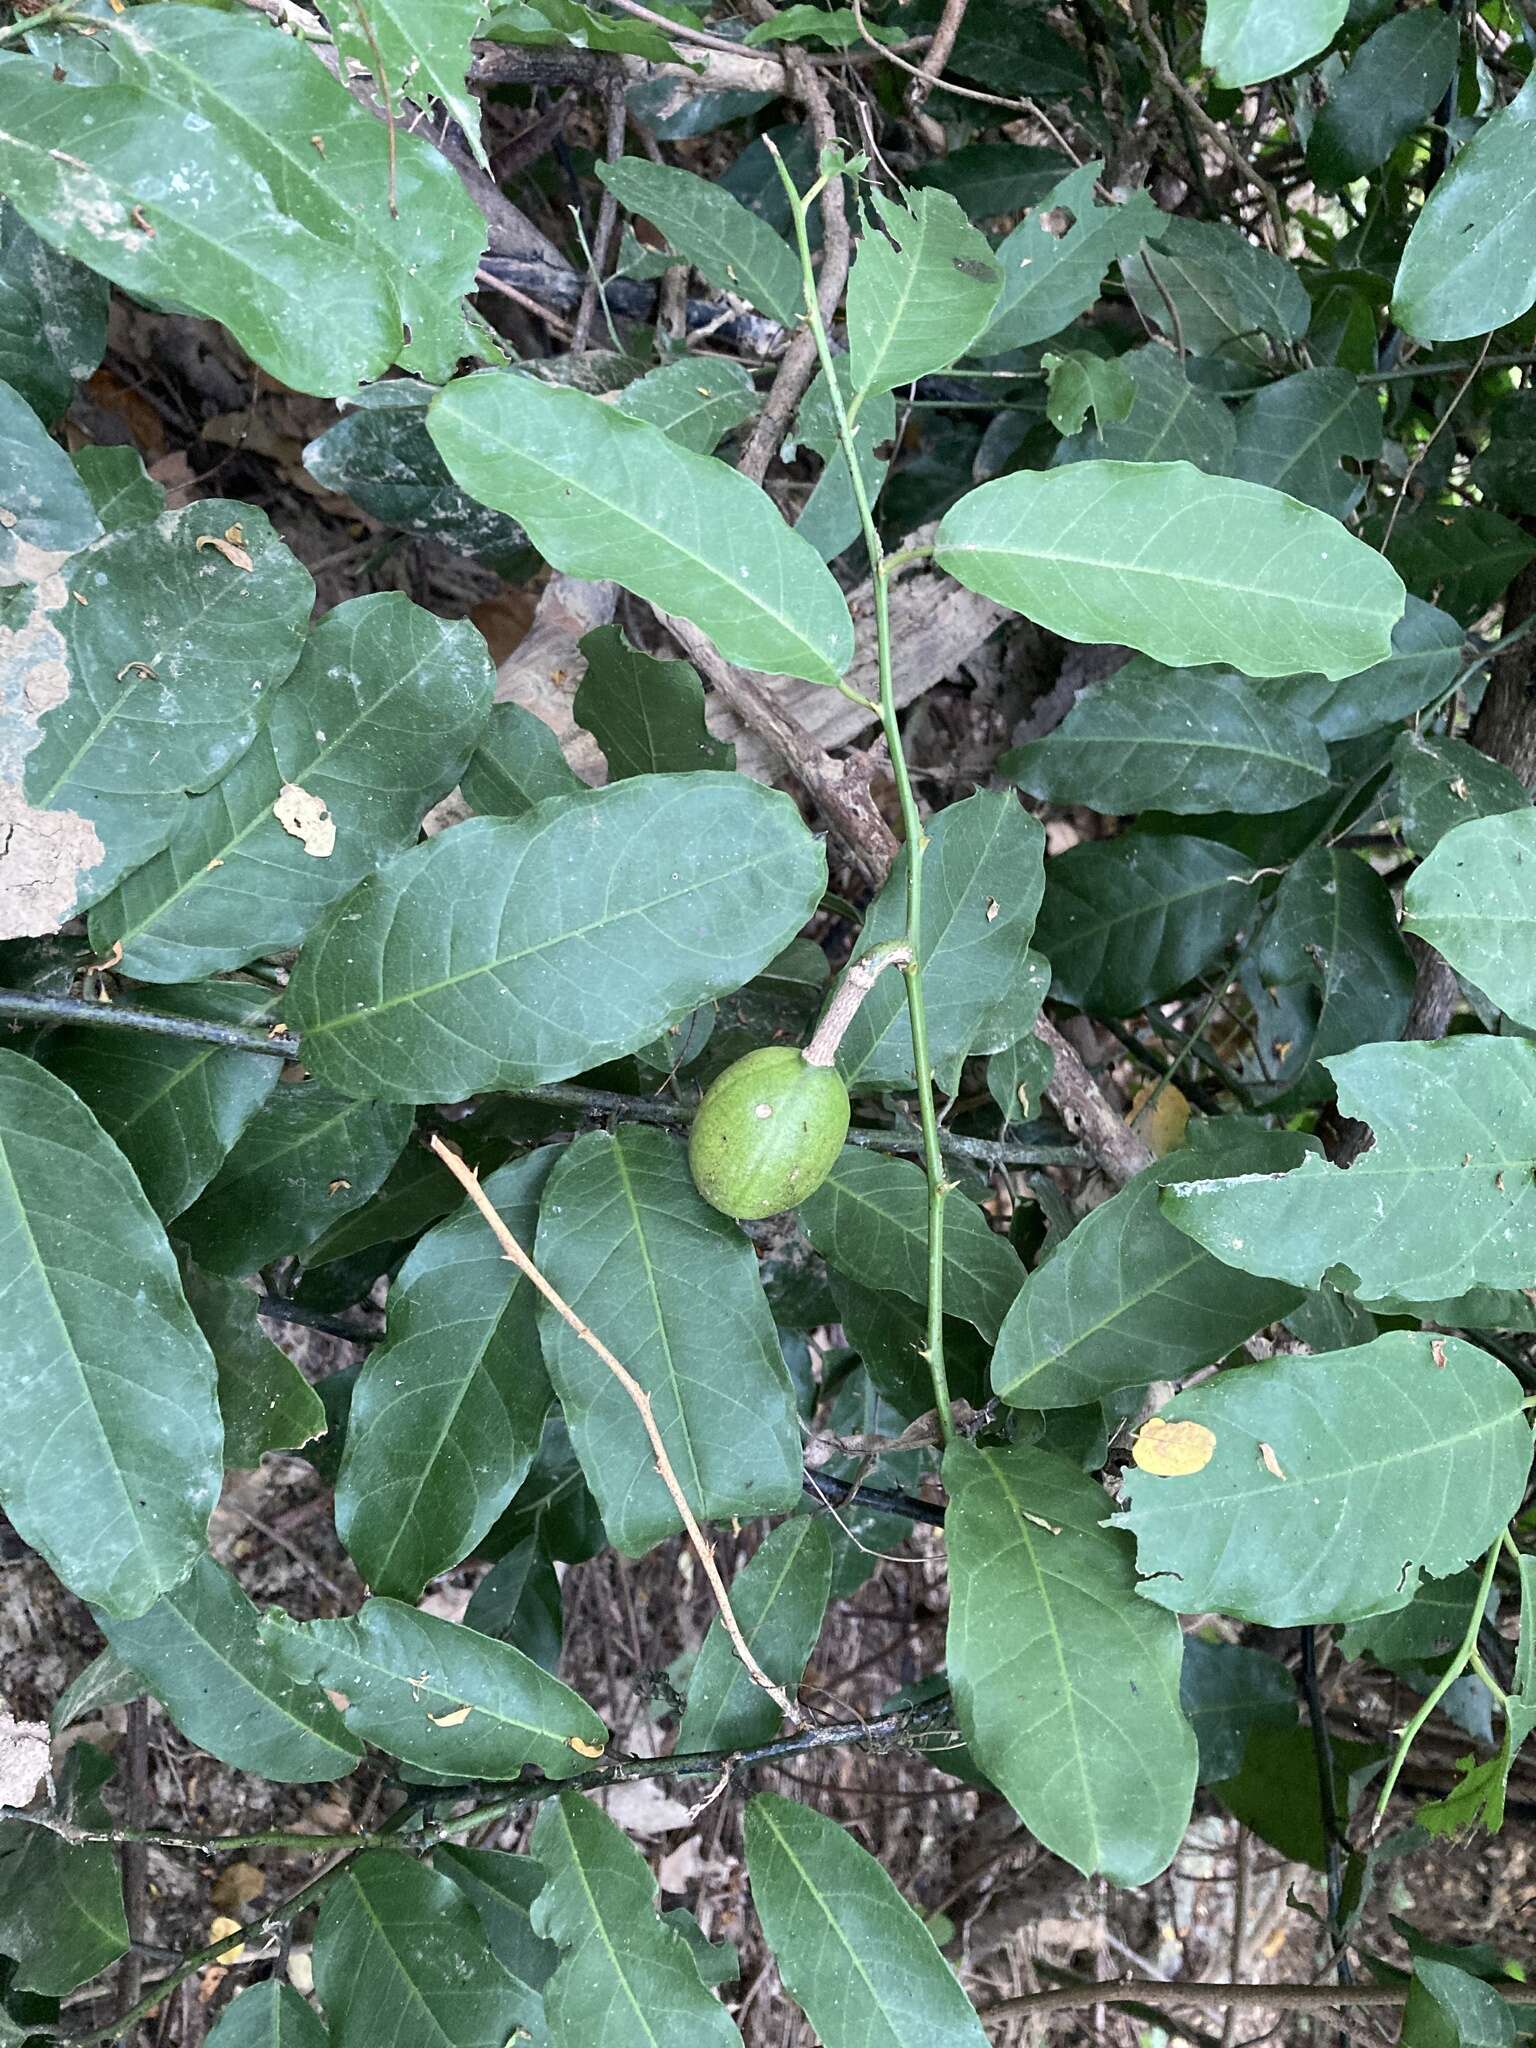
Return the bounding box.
[1131,1416,1217,1478]
[272,782,336,858]
[195,529,254,571]
[427,1705,473,1728]
[1127,1079,1191,1159]
[209,1915,245,1963]
[1431,1338,1448,1370]
[0,1706,50,1807]
[211,1861,265,1910]
[1258,1441,1287,1481]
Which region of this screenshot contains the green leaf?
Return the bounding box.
[89,592,494,981]
[287,774,825,1103]
[0,1049,222,1616]
[1261,595,1462,741]
[1041,349,1134,437]
[992,1135,1307,1410]
[744,5,904,46]
[1178,1637,1297,1785]
[1378,502,1536,625]
[1162,1038,1536,1298]
[314,1853,544,2048]
[677,1518,831,1752]
[978,163,1160,355]
[173,1081,411,1278]
[10,499,314,931]
[935,461,1403,682]
[336,1151,557,1602]
[326,0,487,170]
[1392,733,1527,859]
[745,1792,988,2047]
[1404,811,1536,1028]
[264,1598,608,1779]
[531,1791,740,2047]
[463,1535,564,1677]
[832,791,1045,1094]
[792,355,896,564]
[484,0,682,62]
[1471,391,1536,518]
[1341,1570,1486,1669]
[914,141,1070,222]
[0,1746,127,1996]
[573,625,733,779]
[1202,0,1346,84]
[596,158,801,326]
[533,1125,802,1555]
[1123,218,1312,356]
[51,1645,142,1737]
[97,1553,361,1781]
[41,983,279,1222]
[1406,1960,1519,2048]
[1309,9,1461,184]
[846,187,1000,400]
[1034,831,1255,1016]
[0,198,106,423]
[0,377,98,583]
[799,1147,1024,1343]
[461,703,585,820]
[944,1440,1196,1884]
[1394,77,1536,343]
[1230,368,1381,517]
[1213,1723,1384,1868]
[1054,344,1236,473]
[611,358,760,454]
[1007,659,1331,816]
[204,1983,330,2048]
[435,1845,559,1991]
[73,445,164,533]
[182,1264,327,1469]
[1118,1332,1531,1625]
[429,374,854,686]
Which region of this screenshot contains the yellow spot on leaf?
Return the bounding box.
[1132,1416,1216,1478]
[567,1734,606,1759]
[428,1704,473,1728]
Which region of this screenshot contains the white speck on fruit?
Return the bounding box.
[754,1102,774,1119]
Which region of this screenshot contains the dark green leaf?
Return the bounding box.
[1124,217,1312,355]
[1055,344,1237,473]
[1394,77,1536,342]
[1309,9,1460,184]
[460,702,585,820]
[89,592,494,981]
[1118,1332,1531,1625]
[435,1845,558,1991]
[98,1554,361,1781]
[1392,733,1528,858]
[1202,0,1346,83]
[1230,368,1381,516]
[0,377,98,582]
[1042,348,1134,437]
[1213,1724,1384,1868]
[794,357,895,563]
[204,1982,330,2048]
[922,0,1085,98]
[463,1537,563,1677]
[1405,1960,1519,2048]
[1470,391,1536,518]
[336,1151,557,1602]
[677,1518,831,1752]
[1377,502,1536,624]
[744,6,903,46]
[428,373,854,687]
[830,1270,992,1419]
[0,198,106,423]
[573,625,733,779]
[612,359,759,453]
[489,1414,606,1566]
[1179,1637,1297,1785]
[0,1746,127,1996]
[265,1598,607,1779]
[945,1440,1196,1884]
[914,142,1069,222]
[0,1050,222,1616]
[597,158,801,326]
[1261,596,1462,741]
[182,1265,326,1470]
[50,1646,141,1737]
[1404,811,1536,1028]
[288,775,825,1103]
[534,1125,802,1555]
[847,187,1000,399]
[483,0,681,61]
[72,445,164,534]
[327,0,486,171]
[1340,1570,1485,1668]
[745,1792,988,2047]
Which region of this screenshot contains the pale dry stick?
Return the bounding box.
[427,1134,804,1727]
[475,264,576,339]
[908,0,968,109]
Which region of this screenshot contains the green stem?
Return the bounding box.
[0,3,89,44]
[769,144,953,1444]
[1375,1535,1503,1822]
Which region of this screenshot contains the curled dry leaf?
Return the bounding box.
[426,1704,473,1728]
[194,525,254,571]
[1131,1416,1217,1478]
[1258,1441,1287,1481]
[0,1705,50,1807]
[272,782,336,858]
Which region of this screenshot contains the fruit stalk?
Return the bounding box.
[802,940,913,1067]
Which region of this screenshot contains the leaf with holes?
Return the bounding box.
[1230,369,1381,518]
[327,0,487,169]
[978,163,1160,356]
[1055,345,1237,474]
[846,186,1000,400]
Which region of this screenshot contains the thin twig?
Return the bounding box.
[801,1470,946,1527]
[978,1977,1536,2023]
[0,991,296,1059]
[347,2,398,217]
[427,1134,804,1726]
[476,264,576,338]
[570,65,627,352]
[908,0,968,109]
[847,0,1084,159]
[1379,330,1494,553]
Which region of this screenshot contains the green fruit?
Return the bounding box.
[688,1046,850,1220]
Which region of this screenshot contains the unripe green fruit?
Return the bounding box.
[688,1046,850,1220]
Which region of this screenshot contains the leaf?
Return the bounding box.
[799,1147,1024,1343]
[6,499,313,935]
[0,377,98,584]
[1054,343,1236,473]
[484,0,682,63]
[832,791,1046,1094]
[992,1133,1307,1410]
[936,461,1403,682]
[326,0,487,170]
[1392,732,1527,859]
[0,1050,222,1616]
[1041,349,1134,437]
[1471,391,1536,518]
[1394,77,1536,343]
[744,5,904,45]
[1178,1637,1297,1785]
[1230,369,1382,517]
[264,1598,607,1779]
[204,1982,330,2048]
[915,141,1071,222]
[1261,595,1463,742]
[463,1535,564,1677]
[944,1440,1196,1884]
[1118,1332,1531,1625]
[1007,659,1331,816]
[794,356,896,564]
[182,1265,326,1469]
[1309,9,1461,185]
[1378,501,1536,625]
[1406,1960,1519,2048]
[0,1746,127,1996]
[846,187,1000,400]
[611,358,760,454]
[596,158,801,326]
[435,1845,559,1991]
[41,983,281,1222]
[1404,811,1536,1028]
[287,774,825,1103]
[977,163,1160,355]
[97,1554,361,1782]
[1132,1417,1216,1475]
[336,1151,557,1602]
[0,198,107,423]
[1162,1038,1536,1298]
[460,703,585,820]
[1123,218,1312,356]
[677,1518,832,1752]
[573,625,733,780]
[530,1791,739,2045]
[1033,831,1256,1016]
[89,592,494,982]
[1341,1569,1487,1669]
[533,1125,802,1555]
[173,1081,411,1278]
[314,1852,543,2048]
[429,374,854,687]
[745,1793,988,2048]
[73,445,163,533]
[1201,0,1346,85]
[1213,1723,1384,1868]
